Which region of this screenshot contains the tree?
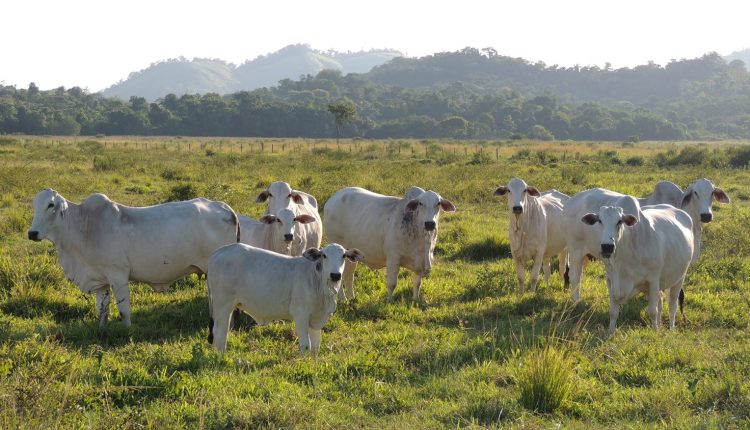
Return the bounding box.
[327,101,356,144]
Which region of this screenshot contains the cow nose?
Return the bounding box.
[601,243,615,257]
[512,206,523,214]
[284,233,294,242]
[424,221,436,231]
[700,213,713,223]
[330,273,342,281]
[28,231,40,241]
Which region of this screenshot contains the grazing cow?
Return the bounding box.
[207,243,364,354]
[323,186,456,302]
[493,179,568,293]
[581,204,693,331]
[562,188,642,302]
[256,181,322,253]
[639,178,730,263]
[27,189,239,326]
[238,208,316,256]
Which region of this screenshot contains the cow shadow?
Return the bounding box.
[452,237,511,262]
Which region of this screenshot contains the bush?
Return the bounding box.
[727,146,750,168]
[517,344,574,413]
[626,156,645,166]
[166,183,199,202]
[469,151,492,165]
[78,140,104,153]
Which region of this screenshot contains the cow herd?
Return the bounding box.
[26,178,729,354]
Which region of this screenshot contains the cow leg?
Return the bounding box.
[309,327,322,355]
[568,250,584,302]
[385,258,400,302]
[95,287,111,326]
[294,315,311,354]
[559,251,569,287]
[341,259,357,301]
[411,272,423,302]
[112,281,132,327]
[514,258,526,294]
[668,283,682,329]
[529,254,544,293]
[647,281,661,329]
[608,294,620,332]
[211,305,233,353]
[542,257,551,286]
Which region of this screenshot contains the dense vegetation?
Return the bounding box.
[1,136,750,428]
[3,50,750,140]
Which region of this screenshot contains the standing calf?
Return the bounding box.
[207,244,363,354]
[239,208,316,255]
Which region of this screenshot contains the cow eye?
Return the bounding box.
[47,203,55,209]
[276,219,282,223]
[322,255,327,259]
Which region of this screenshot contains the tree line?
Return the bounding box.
[1,51,749,140]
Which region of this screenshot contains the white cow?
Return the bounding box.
[256,181,322,253]
[27,189,240,326]
[562,188,642,302]
[323,186,456,302]
[238,208,316,256]
[580,204,693,331]
[493,179,568,293]
[207,243,364,354]
[639,178,730,263]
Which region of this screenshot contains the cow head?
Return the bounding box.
[260,208,315,250]
[581,206,638,258]
[28,189,68,242]
[404,189,456,232]
[256,181,305,213]
[303,244,363,286]
[493,178,540,217]
[681,178,730,224]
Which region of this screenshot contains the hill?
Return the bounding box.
[726,47,750,68]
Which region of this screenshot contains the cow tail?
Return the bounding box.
[233,211,241,243]
[678,288,685,319]
[563,263,570,288]
[207,277,214,345]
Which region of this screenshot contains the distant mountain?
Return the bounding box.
[100,45,403,100]
[725,48,750,68]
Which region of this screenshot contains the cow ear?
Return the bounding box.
[259,215,277,224]
[622,214,638,226]
[681,191,694,208]
[493,186,508,196]
[55,197,68,218]
[290,192,305,205]
[303,248,323,261]
[256,190,270,203]
[294,214,316,224]
[525,187,540,197]
[713,188,730,204]
[405,199,419,212]
[439,199,456,212]
[344,248,365,262]
[581,213,600,225]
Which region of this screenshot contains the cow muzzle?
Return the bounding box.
[512,205,523,214]
[600,243,615,258]
[283,233,294,242]
[28,230,41,241]
[424,221,436,231]
[330,273,342,282]
[700,213,713,223]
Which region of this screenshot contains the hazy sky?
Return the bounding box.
[2,0,748,92]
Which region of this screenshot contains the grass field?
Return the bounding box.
[1,136,750,429]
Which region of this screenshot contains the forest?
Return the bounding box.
[1,49,749,140]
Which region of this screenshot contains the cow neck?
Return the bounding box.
[611,212,656,265]
[308,260,337,314]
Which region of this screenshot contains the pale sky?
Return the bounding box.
[2,0,749,92]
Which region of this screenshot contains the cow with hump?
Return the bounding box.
[323,186,456,302]
[27,189,240,326]
[493,178,569,293]
[207,243,364,354]
[581,204,694,331]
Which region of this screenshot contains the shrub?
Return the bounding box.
[469,151,492,165]
[626,156,645,166]
[166,183,199,202]
[517,344,574,413]
[78,140,104,153]
[727,146,750,168]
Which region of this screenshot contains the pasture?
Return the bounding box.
[1,136,750,429]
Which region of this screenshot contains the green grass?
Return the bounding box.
[1,137,750,428]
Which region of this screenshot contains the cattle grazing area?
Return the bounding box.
[2,136,750,429]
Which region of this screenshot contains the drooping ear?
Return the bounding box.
[256,190,270,203]
[681,191,694,208]
[581,213,600,225]
[290,192,305,205]
[439,199,456,212]
[493,186,509,196]
[344,248,365,262]
[294,214,316,224]
[525,186,540,197]
[259,214,277,224]
[405,199,419,212]
[54,196,68,218]
[622,214,638,226]
[303,248,323,261]
[713,188,730,204]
